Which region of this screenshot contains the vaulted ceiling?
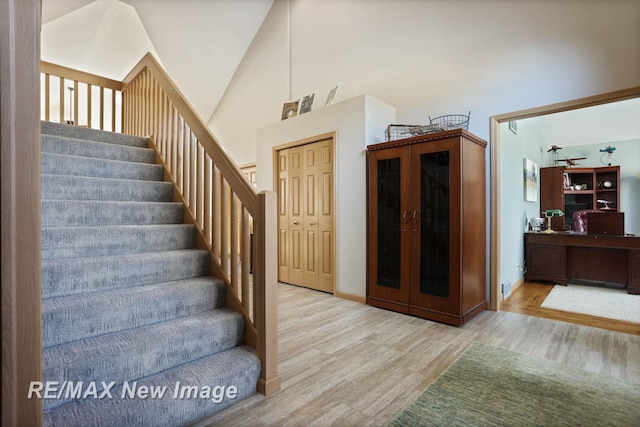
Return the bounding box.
[42,0,639,149]
[42,0,274,122]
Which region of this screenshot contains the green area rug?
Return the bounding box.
[389,342,640,426]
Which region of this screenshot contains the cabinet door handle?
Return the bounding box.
[412,210,418,223]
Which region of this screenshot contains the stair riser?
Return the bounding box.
[42,310,246,410]
[42,153,164,181]
[42,134,156,164]
[42,174,174,202]
[43,278,226,347]
[42,251,210,298]
[42,225,196,260]
[42,200,184,227]
[42,121,149,148]
[43,346,260,426]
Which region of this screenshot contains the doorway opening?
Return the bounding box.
[490,86,640,335]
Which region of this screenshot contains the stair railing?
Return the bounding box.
[40,61,123,131]
[39,54,280,395]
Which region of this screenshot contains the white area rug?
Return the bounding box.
[541,284,640,323]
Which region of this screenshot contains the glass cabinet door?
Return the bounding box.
[409,141,460,315]
[418,150,450,298]
[377,157,402,289]
[368,147,410,306]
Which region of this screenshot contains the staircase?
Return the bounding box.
[40,121,260,426]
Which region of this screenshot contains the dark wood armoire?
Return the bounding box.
[366,129,487,326]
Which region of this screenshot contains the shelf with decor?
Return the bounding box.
[540,165,620,231]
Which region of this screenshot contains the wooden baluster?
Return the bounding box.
[212,166,221,263]
[241,205,251,312]
[204,154,212,246]
[166,104,173,173]
[172,107,179,180]
[120,86,125,133]
[73,81,79,126]
[231,192,239,293]
[112,88,117,133]
[87,84,92,129]
[221,179,229,277]
[140,72,145,133]
[161,93,168,157]
[197,144,205,230]
[121,88,125,134]
[99,86,105,131]
[44,73,50,121]
[59,77,65,124]
[183,130,191,203]
[150,79,156,141]
[137,77,142,135]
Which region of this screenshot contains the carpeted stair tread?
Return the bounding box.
[40,123,259,424]
[42,200,184,226]
[42,309,246,410]
[42,134,156,163]
[42,224,196,260]
[43,345,260,427]
[42,174,174,202]
[42,152,164,181]
[42,121,149,148]
[43,277,226,348]
[42,249,210,299]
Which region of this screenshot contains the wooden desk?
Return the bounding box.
[524,232,640,294]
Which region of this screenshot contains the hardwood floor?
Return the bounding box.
[197,283,640,427]
[501,282,640,336]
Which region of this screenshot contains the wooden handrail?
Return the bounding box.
[41,61,123,91]
[120,53,280,395]
[122,53,258,213]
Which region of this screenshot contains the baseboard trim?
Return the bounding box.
[511,277,525,293]
[334,291,366,304]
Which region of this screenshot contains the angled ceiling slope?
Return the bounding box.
[41,0,161,80]
[42,0,274,123]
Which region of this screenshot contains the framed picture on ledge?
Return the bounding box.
[325,83,340,107]
[299,93,316,114]
[281,100,300,120]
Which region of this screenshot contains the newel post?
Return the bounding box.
[255,191,281,395]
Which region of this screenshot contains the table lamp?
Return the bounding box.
[542,209,564,233]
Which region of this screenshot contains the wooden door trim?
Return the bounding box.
[272,131,336,153]
[273,132,337,294]
[489,86,640,311]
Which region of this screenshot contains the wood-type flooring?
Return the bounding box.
[197,282,640,426]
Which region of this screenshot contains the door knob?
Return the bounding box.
[290,221,300,226]
[308,221,317,226]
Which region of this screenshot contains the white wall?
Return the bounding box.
[213,0,640,303]
[499,121,546,296]
[256,94,396,297]
[210,0,640,164]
